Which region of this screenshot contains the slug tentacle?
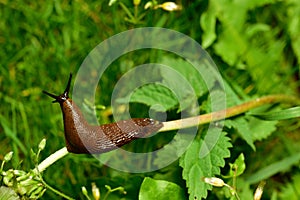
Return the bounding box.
[44,73,163,154]
[43,74,72,103]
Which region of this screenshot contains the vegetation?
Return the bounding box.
[1,0,300,199]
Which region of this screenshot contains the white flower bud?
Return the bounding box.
[203,177,225,187]
[254,181,266,200]
[92,182,100,200]
[158,2,182,11]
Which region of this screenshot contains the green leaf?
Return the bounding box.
[139,177,186,200]
[202,0,289,93]
[278,173,300,199]
[247,116,278,141]
[0,186,20,200]
[154,129,196,169]
[159,56,209,98]
[226,112,277,145]
[287,1,300,63]
[126,56,211,113]
[0,115,27,155]
[226,118,255,150]
[228,153,246,177]
[250,106,300,121]
[222,178,253,200]
[200,6,217,48]
[223,79,277,145]
[118,83,178,112]
[179,130,231,199]
[208,0,249,66]
[245,152,300,184]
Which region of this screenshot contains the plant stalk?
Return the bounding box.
[34,94,299,172]
[159,94,299,132]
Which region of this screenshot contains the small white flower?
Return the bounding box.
[203,177,225,187]
[156,2,182,11]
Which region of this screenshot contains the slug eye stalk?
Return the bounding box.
[43,74,72,103]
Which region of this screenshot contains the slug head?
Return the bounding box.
[43,73,72,103]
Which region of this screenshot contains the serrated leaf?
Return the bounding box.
[248,116,277,141]
[139,177,186,200]
[226,114,278,145]
[226,118,255,150]
[154,128,197,169]
[159,56,209,98]
[179,130,231,199]
[118,83,178,112]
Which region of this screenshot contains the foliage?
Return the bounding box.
[1,0,300,199]
[179,131,232,199]
[139,177,186,199]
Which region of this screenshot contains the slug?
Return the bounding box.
[43,74,163,154]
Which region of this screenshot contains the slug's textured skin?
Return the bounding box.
[43,74,163,154]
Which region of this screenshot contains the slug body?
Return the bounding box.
[43,74,163,154]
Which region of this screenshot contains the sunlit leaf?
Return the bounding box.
[179,130,231,199]
[228,153,246,177]
[139,177,186,200]
[0,186,19,200]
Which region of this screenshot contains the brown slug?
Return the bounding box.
[43,74,163,154]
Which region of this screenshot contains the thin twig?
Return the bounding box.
[159,95,299,132]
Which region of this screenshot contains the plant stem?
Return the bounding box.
[159,94,299,132]
[33,147,69,173]
[33,95,298,172]
[39,174,75,200]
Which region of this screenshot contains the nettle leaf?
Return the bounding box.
[179,130,231,199]
[139,177,186,200]
[158,56,209,98]
[226,115,278,145]
[223,79,278,144]
[118,56,209,113]
[226,118,255,150]
[247,116,277,141]
[118,83,179,112]
[154,128,197,169]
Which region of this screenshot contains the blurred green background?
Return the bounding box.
[1,0,300,199]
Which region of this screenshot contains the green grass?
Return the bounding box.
[1,0,300,199]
